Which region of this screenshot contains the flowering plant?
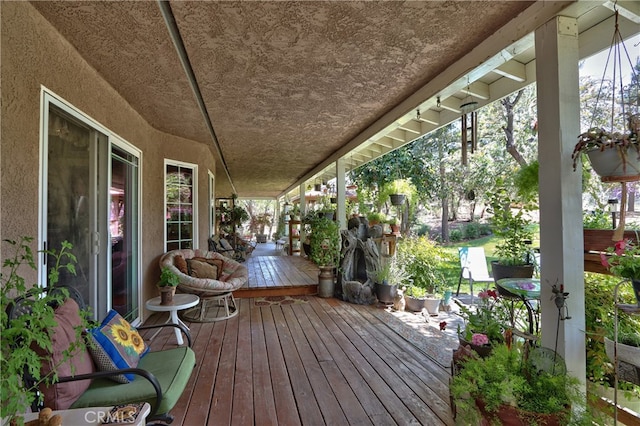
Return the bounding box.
[456,289,506,346]
[600,238,640,280]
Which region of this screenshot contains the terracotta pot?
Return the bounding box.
[475,399,569,426]
[159,286,176,305]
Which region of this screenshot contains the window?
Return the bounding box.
[165,161,197,251]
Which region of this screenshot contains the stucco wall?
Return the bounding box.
[1,2,216,320]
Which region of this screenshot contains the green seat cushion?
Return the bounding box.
[71,346,195,415]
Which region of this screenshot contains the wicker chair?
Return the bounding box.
[159,249,248,322]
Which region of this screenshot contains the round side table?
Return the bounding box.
[145,293,199,345]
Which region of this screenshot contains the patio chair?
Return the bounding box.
[456,247,494,302]
[7,285,195,424]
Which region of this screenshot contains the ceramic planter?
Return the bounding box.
[586,146,640,179]
[423,297,441,316]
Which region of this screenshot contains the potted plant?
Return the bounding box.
[1,237,87,422]
[308,216,341,298]
[450,344,590,425]
[488,185,536,283]
[158,266,179,305]
[371,257,407,305]
[572,114,640,177]
[396,236,454,315]
[382,179,416,206]
[604,325,640,385]
[386,217,400,234]
[366,211,386,226]
[404,285,428,312]
[454,289,506,357]
[600,238,640,306]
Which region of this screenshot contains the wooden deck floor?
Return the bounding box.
[142,296,453,426]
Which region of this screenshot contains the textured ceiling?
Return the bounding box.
[31,1,535,198]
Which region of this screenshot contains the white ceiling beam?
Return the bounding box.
[385,129,407,142]
[604,0,640,24]
[438,97,462,114]
[416,109,440,126]
[398,120,421,134]
[461,81,490,100]
[373,137,395,149]
[493,60,527,82]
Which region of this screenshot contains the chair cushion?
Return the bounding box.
[36,298,95,410]
[174,255,188,274]
[187,258,218,279]
[87,310,149,383]
[71,346,196,416]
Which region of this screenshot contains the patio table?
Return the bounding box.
[496,278,540,335]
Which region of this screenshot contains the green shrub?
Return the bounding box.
[396,236,455,294]
[583,210,611,229]
[413,223,430,236]
[463,222,481,240]
[450,229,463,242]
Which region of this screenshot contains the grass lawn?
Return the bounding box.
[437,224,540,294]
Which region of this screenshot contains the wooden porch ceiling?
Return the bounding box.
[142,297,453,425]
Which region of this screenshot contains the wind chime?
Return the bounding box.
[460,80,478,165]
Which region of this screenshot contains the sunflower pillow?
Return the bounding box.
[87,310,150,383]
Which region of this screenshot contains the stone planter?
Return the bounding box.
[404,296,425,312]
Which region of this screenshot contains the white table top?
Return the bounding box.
[145,293,199,312]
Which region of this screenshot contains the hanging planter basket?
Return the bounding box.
[389,194,406,206]
[571,9,639,181]
[586,144,640,181]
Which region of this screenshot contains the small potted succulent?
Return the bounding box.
[158,266,180,305]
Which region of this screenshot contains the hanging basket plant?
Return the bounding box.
[572,10,639,181]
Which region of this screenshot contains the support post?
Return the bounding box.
[536,16,585,385]
[336,158,347,230]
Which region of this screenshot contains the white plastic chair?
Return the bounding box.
[457,247,494,301]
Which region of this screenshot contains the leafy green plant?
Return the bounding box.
[370,261,391,284]
[1,237,88,422]
[454,289,506,345]
[584,273,640,394]
[404,285,427,298]
[583,210,612,229]
[396,236,455,295]
[451,344,593,425]
[488,183,535,266]
[449,229,463,242]
[309,217,341,267]
[366,211,386,223]
[158,266,180,287]
[600,238,640,280]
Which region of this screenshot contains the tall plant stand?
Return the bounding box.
[612,280,640,425]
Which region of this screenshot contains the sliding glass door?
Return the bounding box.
[42,94,141,322]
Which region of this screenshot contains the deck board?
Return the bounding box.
[142,247,454,425]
